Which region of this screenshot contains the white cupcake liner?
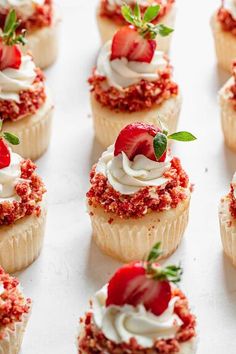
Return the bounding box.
[91,92,182,148]
[88,193,190,263]
[3,94,54,161]
[219,77,236,152]
[0,198,47,274]
[211,13,236,72]
[219,196,236,267]
[97,5,176,52]
[0,312,30,354]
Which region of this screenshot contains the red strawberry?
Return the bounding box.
[0,40,21,71]
[111,25,156,63]
[0,139,10,169]
[106,261,172,316]
[114,123,167,162]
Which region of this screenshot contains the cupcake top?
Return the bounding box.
[99,0,175,26]
[89,3,177,112]
[0,266,31,339]
[0,127,46,225]
[87,123,196,219]
[0,10,47,120]
[79,243,197,353]
[217,0,236,34]
[222,61,236,108]
[0,0,53,31]
[227,172,236,219]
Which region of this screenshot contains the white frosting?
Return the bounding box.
[224,0,236,20]
[96,145,171,195]
[0,150,22,203]
[97,41,168,90]
[107,0,168,11]
[0,55,37,103]
[0,0,44,19]
[0,282,4,295]
[93,285,183,348]
[232,172,236,199]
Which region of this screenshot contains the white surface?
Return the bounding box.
[17,0,236,353]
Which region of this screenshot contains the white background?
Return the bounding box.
[17,0,236,353]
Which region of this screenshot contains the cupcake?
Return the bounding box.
[211,0,236,72]
[0,10,54,161]
[0,267,31,354]
[78,243,197,354]
[87,122,196,262]
[0,130,47,273]
[0,0,59,69]
[89,4,180,148]
[97,0,176,52]
[219,173,236,266]
[219,61,236,151]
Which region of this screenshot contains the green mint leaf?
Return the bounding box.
[134,2,141,20]
[121,4,135,25]
[156,24,174,37]
[0,120,3,132]
[3,132,20,145]
[168,131,197,142]
[153,132,167,160]
[143,5,160,23]
[147,242,162,263]
[4,9,17,35]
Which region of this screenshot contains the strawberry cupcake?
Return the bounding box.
[0,10,54,161]
[0,130,47,273]
[87,123,196,262]
[89,4,180,148]
[219,173,236,266]
[219,61,236,151]
[78,243,197,354]
[97,0,176,52]
[211,0,236,72]
[0,0,59,69]
[0,267,31,354]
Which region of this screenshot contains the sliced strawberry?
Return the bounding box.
[111,25,156,63]
[106,261,171,316]
[114,123,167,162]
[0,40,21,71]
[0,139,10,169]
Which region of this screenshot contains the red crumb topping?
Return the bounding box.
[229,183,236,219]
[0,267,31,339]
[0,67,46,121]
[89,64,178,113]
[217,4,236,35]
[0,159,46,226]
[0,0,53,31]
[87,157,189,219]
[100,0,175,26]
[227,61,236,111]
[78,287,196,354]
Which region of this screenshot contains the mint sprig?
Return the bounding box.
[121,3,174,40]
[146,243,183,284]
[153,129,197,161]
[2,9,26,46]
[0,120,19,145]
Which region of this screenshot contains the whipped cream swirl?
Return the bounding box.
[0,0,44,19]
[0,55,37,103]
[0,282,4,295]
[224,0,236,19]
[96,145,171,195]
[93,285,182,348]
[0,150,22,202]
[96,41,168,90]
[232,172,236,199]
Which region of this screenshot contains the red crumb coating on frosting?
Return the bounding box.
[228,62,236,111]
[89,65,178,113]
[0,267,31,339]
[78,287,196,354]
[87,157,189,219]
[0,0,53,31]
[217,5,236,34]
[0,67,46,121]
[0,159,46,226]
[99,0,175,26]
[229,183,236,219]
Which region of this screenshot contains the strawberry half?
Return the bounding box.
[0,40,21,71]
[114,123,167,162]
[106,261,172,316]
[0,139,10,169]
[111,25,156,63]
